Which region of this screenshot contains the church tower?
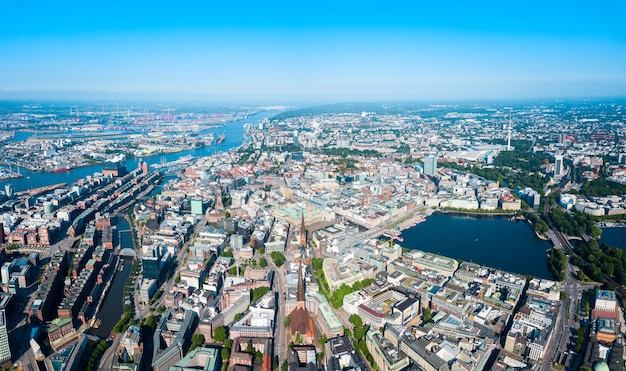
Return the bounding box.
[299,212,306,248]
[296,261,305,307]
[214,185,224,211]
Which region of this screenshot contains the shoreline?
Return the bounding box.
[396,208,551,247]
[437,209,517,217]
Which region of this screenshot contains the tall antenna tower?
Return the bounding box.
[507,108,512,151]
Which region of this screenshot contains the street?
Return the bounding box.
[265,254,287,365]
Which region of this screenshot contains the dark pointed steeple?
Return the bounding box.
[296,261,305,304]
[299,212,306,248]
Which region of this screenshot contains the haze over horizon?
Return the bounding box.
[1,1,625,103]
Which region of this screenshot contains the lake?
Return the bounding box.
[400,212,553,279]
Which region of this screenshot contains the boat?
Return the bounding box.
[383,230,401,238]
[216,133,226,144]
[179,155,194,163]
[119,263,124,272]
[53,165,72,173]
[396,237,404,242]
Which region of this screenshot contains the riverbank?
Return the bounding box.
[1,110,283,193]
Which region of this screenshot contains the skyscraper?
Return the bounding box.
[3,184,13,199]
[424,155,437,177]
[0,309,11,364]
[554,155,564,178]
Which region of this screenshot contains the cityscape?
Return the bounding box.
[1,2,626,371]
[0,100,625,371]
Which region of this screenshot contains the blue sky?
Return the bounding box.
[1,1,625,102]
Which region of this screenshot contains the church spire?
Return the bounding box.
[296,261,305,304]
[299,212,306,248]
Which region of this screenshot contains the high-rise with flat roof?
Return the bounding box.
[0,309,11,364]
[424,155,437,177]
[554,155,564,178]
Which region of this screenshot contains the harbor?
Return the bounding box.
[0,110,282,193]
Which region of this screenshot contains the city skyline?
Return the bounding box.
[1,1,625,103]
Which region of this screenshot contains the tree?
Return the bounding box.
[234,313,243,322]
[423,307,432,323]
[221,249,234,258]
[284,315,291,327]
[281,361,288,371]
[190,333,205,352]
[221,347,230,361]
[535,220,548,234]
[143,314,157,330]
[259,257,268,268]
[320,334,328,344]
[343,327,352,337]
[349,314,363,328]
[312,258,323,270]
[270,251,286,267]
[354,326,365,341]
[214,326,228,342]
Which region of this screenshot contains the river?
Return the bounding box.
[400,213,553,279]
[1,110,282,192]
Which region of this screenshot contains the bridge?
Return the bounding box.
[120,248,136,257]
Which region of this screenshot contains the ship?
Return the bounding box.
[383,229,401,238]
[53,165,72,173]
[179,155,194,163]
[215,133,226,144]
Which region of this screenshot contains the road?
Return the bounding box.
[541,229,581,371]
[99,333,122,369]
[266,254,287,365]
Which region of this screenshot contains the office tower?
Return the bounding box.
[0,309,11,364]
[554,155,564,177]
[424,155,437,176]
[3,184,13,199]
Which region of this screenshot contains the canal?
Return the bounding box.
[87,216,135,338]
[400,212,553,279]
